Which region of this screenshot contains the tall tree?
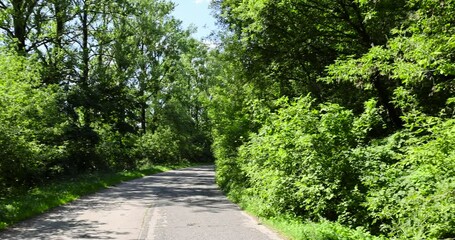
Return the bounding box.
[212,0,410,127]
[125,0,189,134]
[0,0,38,54]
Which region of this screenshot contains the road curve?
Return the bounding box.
[0,165,282,240]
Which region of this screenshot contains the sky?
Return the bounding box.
[170,0,218,40]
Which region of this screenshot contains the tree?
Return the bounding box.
[323,0,455,128]
[212,0,410,127]
[124,0,189,135]
[0,0,40,54]
[0,0,215,185]
[0,49,64,187]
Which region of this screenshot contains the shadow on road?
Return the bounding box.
[121,165,238,212]
[0,165,239,239]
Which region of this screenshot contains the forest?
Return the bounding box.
[1,0,454,239]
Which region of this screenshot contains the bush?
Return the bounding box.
[0,124,34,187]
[237,96,380,225]
[96,127,138,170]
[265,216,384,240]
[135,126,181,163]
[228,96,455,238]
[365,119,455,239]
[0,51,66,188]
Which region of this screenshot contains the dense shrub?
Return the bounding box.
[135,126,181,163]
[266,216,384,240]
[0,51,66,188]
[208,82,260,196]
[96,128,138,170]
[212,115,252,199]
[236,96,381,225]
[365,119,455,239]
[220,94,455,239]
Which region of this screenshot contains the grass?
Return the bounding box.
[0,162,199,230]
[261,216,385,240]
[233,195,386,240]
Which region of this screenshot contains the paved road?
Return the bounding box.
[0,165,282,240]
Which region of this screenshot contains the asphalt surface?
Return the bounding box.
[0,165,282,240]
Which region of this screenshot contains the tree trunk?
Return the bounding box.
[372,72,403,129]
[140,101,147,135]
[54,0,66,48]
[81,1,91,126]
[12,0,27,54]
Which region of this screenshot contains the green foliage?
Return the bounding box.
[324,32,455,119]
[213,87,455,239]
[0,0,214,197]
[135,126,181,163]
[96,128,138,170]
[264,216,384,240]
[0,50,66,187]
[213,0,409,102]
[210,0,455,239]
[365,119,455,239]
[206,50,263,196]
[236,96,380,224]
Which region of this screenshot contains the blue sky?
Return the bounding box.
[170,0,218,40]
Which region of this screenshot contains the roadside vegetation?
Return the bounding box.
[209,0,455,239]
[263,216,384,240]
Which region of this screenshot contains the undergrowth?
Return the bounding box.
[264,216,384,240]
[236,194,385,240]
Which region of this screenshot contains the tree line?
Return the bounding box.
[0,0,212,190]
[209,0,455,238]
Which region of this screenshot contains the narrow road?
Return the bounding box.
[0,165,282,240]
